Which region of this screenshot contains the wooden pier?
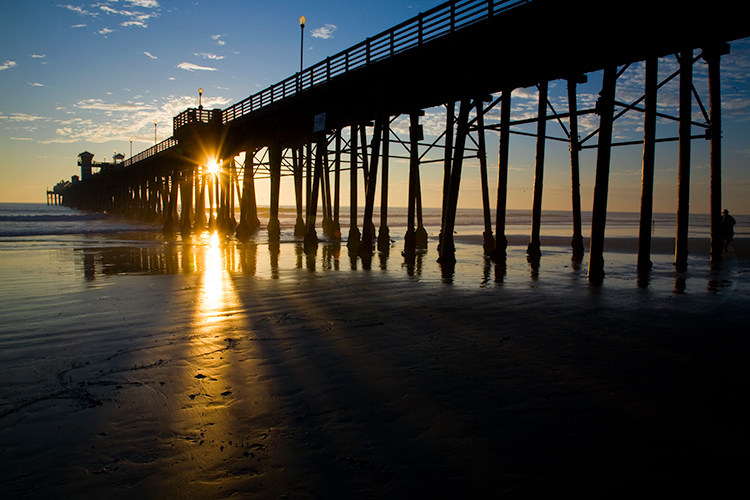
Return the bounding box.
[55,0,750,282]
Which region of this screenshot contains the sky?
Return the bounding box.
[1,0,749,215]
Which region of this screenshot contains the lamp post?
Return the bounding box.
[199,87,203,110]
[299,16,306,75]
[129,137,133,157]
[154,120,157,145]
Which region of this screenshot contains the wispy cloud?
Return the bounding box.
[28,82,44,87]
[75,98,155,111]
[30,54,46,59]
[143,51,158,60]
[40,93,229,144]
[60,1,159,31]
[100,3,158,28]
[311,24,337,39]
[177,62,217,72]
[98,27,114,35]
[195,52,224,60]
[58,4,97,17]
[212,34,226,46]
[71,24,87,28]
[0,112,48,122]
[127,0,160,7]
[0,60,17,71]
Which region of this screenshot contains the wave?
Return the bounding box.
[0,214,107,222]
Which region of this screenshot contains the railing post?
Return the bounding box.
[418,13,424,45]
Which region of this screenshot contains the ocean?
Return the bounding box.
[1,201,745,294]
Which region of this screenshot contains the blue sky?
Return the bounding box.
[1,0,749,215]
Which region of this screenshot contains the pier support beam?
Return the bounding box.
[333,131,342,240]
[568,77,585,263]
[491,89,511,262]
[293,147,306,237]
[404,112,422,257]
[527,81,548,263]
[638,57,658,273]
[268,145,282,239]
[236,149,260,240]
[361,116,383,253]
[476,100,495,256]
[194,172,206,231]
[304,138,323,253]
[706,43,729,264]
[163,170,179,234]
[438,98,471,264]
[179,168,193,234]
[588,66,617,283]
[377,123,391,252]
[439,102,455,255]
[347,125,361,250]
[675,48,693,272]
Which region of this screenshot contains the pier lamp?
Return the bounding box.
[199,88,203,110]
[129,137,132,157]
[299,15,306,74]
[154,120,157,145]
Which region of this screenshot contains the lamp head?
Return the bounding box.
[299,15,306,28]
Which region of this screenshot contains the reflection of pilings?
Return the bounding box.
[527,81,547,262]
[675,48,692,272]
[568,77,585,262]
[638,57,657,273]
[347,124,361,250]
[476,100,495,256]
[707,44,728,264]
[491,90,511,262]
[588,66,617,283]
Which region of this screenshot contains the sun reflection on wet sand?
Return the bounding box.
[174,231,247,485]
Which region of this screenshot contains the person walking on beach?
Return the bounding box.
[722,209,736,251]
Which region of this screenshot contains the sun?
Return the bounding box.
[206,159,220,175]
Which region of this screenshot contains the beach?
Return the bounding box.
[1,203,749,498]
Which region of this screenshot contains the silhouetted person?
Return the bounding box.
[722,209,736,251]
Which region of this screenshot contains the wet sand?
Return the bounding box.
[1,235,749,498]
